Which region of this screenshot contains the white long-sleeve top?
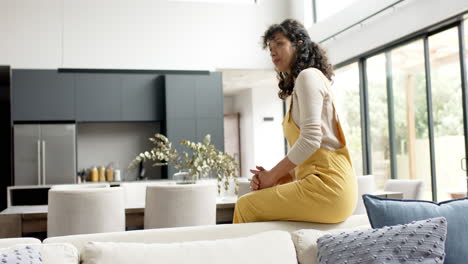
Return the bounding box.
[287,67,343,166]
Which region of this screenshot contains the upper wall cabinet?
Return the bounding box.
[75,73,122,122]
[165,72,223,121]
[12,70,74,121]
[12,70,166,122]
[121,74,165,121]
[75,73,165,122]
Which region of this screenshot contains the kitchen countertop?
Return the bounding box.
[7,179,176,190]
[6,179,238,210]
[1,195,237,215]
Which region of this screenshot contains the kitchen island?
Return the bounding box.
[1,180,238,239]
[0,196,236,239]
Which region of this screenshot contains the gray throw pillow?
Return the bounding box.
[0,245,42,264]
[316,217,447,264]
[363,194,468,264]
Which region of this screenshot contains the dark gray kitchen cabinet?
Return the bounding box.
[168,118,197,150]
[195,73,223,119]
[75,73,122,122]
[197,117,224,151]
[121,74,165,121]
[12,70,74,121]
[165,75,196,120]
[165,72,224,177]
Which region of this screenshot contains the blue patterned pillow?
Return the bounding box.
[317,217,447,264]
[363,194,468,264]
[0,245,42,264]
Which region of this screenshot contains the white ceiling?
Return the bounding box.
[220,69,278,96]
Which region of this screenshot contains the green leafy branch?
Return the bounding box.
[128,133,239,194]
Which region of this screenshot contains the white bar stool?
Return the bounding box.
[144,182,217,229]
[47,187,125,237]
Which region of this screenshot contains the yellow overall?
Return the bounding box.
[233,72,357,224]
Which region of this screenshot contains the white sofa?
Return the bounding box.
[0,214,370,264]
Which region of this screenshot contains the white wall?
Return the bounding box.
[0,0,63,68]
[289,0,313,29]
[251,84,284,171]
[231,89,254,178]
[308,0,400,43]
[313,0,468,65]
[0,0,289,69]
[223,96,234,114]
[229,76,284,179]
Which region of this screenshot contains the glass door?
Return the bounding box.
[428,27,466,201]
[366,54,390,190]
[333,63,363,176]
[391,40,433,200]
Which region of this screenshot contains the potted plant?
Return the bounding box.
[128,133,239,194]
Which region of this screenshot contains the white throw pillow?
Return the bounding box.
[81,230,296,264]
[0,245,42,264]
[0,243,79,264]
[291,225,370,264]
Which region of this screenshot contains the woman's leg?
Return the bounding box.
[232,180,307,223]
[232,174,353,224]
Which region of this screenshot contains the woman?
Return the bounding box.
[233,19,357,224]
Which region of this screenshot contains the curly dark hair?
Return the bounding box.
[262,19,334,100]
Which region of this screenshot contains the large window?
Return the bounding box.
[464,18,468,192]
[428,27,465,202]
[392,40,433,200]
[335,18,468,201]
[366,54,390,189]
[466,19,468,76]
[333,63,363,175]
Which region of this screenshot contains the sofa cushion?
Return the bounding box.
[81,230,296,264]
[317,217,447,264]
[44,214,370,254]
[38,243,79,264]
[291,225,370,264]
[363,194,468,264]
[0,243,78,264]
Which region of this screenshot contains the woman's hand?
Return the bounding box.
[257,170,278,189]
[249,166,265,191]
[249,157,296,191]
[250,166,278,190]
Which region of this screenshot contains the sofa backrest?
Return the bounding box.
[43,214,369,253]
[0,237,41,248]
[0,242,79,264]
[80,231,298,264]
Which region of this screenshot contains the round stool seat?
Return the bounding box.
[144,182,217,229]
[47,187,125,237]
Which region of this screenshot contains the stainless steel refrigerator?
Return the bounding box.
[14,124,76,185]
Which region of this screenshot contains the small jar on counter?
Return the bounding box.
[90,166,98,182]
[106,167,114,182]
[113,162,122,182]
[98,166,106,182]
[114,169,121,181]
